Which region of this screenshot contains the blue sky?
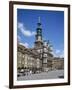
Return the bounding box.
[17,9,64,57]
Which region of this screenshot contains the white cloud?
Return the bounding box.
[55,49,60,54]
[60,50,64,58]
[17,35,21,42]
[53,49,64,58]
[19,42,29,48]
[18,22,36,37]
[53,52,58,57]
[23,43,29,48]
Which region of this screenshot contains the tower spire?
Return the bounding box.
[34,17,43,48]
[38,16,40,23]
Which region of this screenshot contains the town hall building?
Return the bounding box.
[17,17,64,74]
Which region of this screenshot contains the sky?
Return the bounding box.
[17,9,64,57]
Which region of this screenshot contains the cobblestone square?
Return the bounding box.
[17,70,64,81]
